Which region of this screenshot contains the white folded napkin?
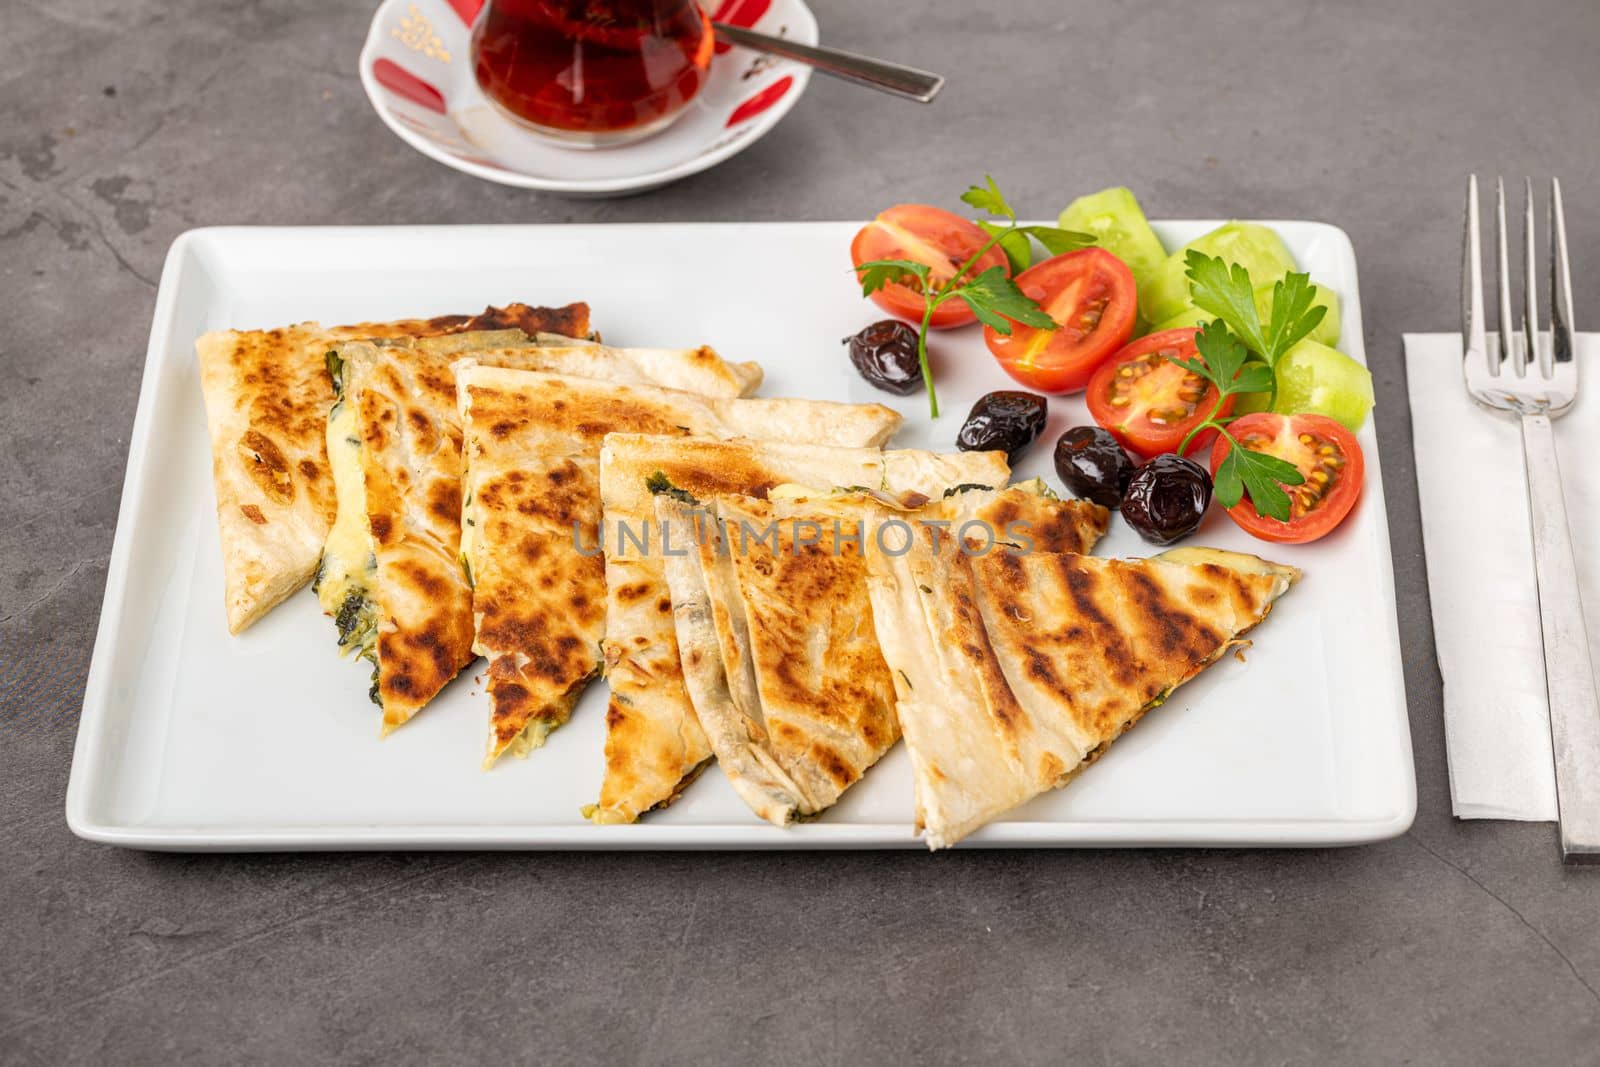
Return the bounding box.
[1405,332,1600,820]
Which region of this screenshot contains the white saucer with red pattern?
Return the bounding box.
[359,0,816,196]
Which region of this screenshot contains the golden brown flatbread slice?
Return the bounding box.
[931,480,1110,557]
[455,363,902,766]
[864,527,1298,849]
[318,336,765,735]
[589,436,1012,825]
[196,303,590,633]
[655,484,1108,826]
[655,493,893,827]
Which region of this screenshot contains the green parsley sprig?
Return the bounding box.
[1183,250,1327,407]
[1171,321,1305,521]
[1164,251,1331,520]
[856,176,1094,417]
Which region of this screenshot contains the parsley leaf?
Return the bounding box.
[1231,362,1276,393]
[1017,225,1096,256]
[1184,251,1268,357]
[957,266,1057,334]
[1173,319,1249,387]
[856,258,931,297]
[1262,271,1327,360]
[977,220,1033,274]
[976,223,1098,274]
[1216,444,1304,520]
[960,175,1014,222]
[1212,446,1244,505]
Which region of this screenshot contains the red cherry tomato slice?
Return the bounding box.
[1086,328,1230,458]
[981,248,1137,393]
[850,205,1011,329]
[1208,412,1365,543]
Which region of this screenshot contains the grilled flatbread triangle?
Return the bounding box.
[318,336,763,734]
[864,524,1298,849]
[196,303,591,634]
[456,363,902,766]
[589,434,1012,825]
[656,483,1109,827]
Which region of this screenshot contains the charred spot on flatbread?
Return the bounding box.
[466,302,591,339]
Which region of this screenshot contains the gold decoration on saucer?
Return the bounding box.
[393,5,451,63]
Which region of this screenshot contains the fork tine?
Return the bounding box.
[1496,178,1514,374]
[1551,177,1576,371]
[1523,177,1541,378]
[1463,176,1490,375]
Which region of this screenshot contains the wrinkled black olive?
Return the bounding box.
[1122,454,1212,545]
[956,391,1048,463]
[1054,426,1134,508]
[844,320,923,396]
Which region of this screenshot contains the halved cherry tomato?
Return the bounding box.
[1208,412,1364,544]
[982,248,1137,393]
[1085,328,1229,458]
[850,205,1010,329]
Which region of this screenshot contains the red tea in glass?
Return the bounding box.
[471,0,714,148]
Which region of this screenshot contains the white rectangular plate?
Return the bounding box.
[67,221,1415,850]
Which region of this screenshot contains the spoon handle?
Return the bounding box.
[711,23,944,103]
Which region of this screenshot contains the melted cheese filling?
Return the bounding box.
[1156,546,1281,579]
[505,717,558,760]
[1008,476,1054,499]
[1153,546,1297,606]
[318,398,377,656]
[458,472,479,596]
[458,459,485,657]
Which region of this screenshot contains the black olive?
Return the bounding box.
[843,320,923,396]
[956,391,1048,463]
[1122,454,1212,545]
[1054,426,1134,509]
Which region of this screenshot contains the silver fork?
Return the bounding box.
[1463,175,1600,863]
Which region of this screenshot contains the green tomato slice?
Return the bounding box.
[1057,187,1168,302]
[1149,304,1210,335]
[1270,339,1374,432]
[1142,222,1299,325]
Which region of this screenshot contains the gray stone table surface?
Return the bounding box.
[5,0,1600,1062]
